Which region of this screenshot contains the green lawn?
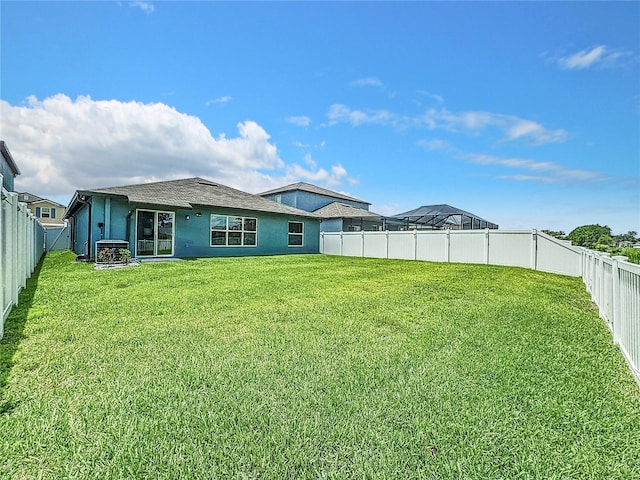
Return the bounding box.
[1,251,639,479]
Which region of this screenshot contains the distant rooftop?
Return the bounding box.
[314,202,381,219]
[259,182,370,205]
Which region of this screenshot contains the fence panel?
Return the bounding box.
[617,264,640,383]
[363,232,387,258]
[388,232,416,260]
[488,231,531,268]
[416,231,448,262]
[342,233,363,257]
[537,234,583,276]
[45,224,70,251]
[321,233,342,255]
[1,179,46,339]
[449,231,485,264]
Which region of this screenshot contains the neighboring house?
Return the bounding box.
[0,141,21,192]
[17,192,66,228]
[259,182,386,232]
[64,177,320,260]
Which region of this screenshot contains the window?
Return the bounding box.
[211,215,257,247]
[41,207,51,218]
[288,221,304,246]
[275,194,282,203]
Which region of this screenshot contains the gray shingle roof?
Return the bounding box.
[314,202,382,219]
[17,192,44,203]
[76,177,320,218]
[259,182,370,205]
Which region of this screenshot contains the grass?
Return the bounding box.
[1,251,639,479]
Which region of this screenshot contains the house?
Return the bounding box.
[64,177,320,259]
[259,182,387,232]
[17,192,66,228]
[0,141,21,192]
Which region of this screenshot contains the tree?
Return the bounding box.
[542,230,566,239]
[566,225,612,249]
[613,231,638,244]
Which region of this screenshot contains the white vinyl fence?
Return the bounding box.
[45,223,71,251]
[321,229,640,385]
[321,229,582,276]
[582,250,640,385]
[1,177,46,339]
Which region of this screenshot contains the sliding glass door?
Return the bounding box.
[136,210,174,257]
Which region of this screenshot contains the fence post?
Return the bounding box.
[484,228,490,264]
[530,229,538,271]
[339,232,343,256]
[361,231,365,257]
[445,229,450,263]
[611,257,623,344]
[0,180,3,338]
[413,230,417,260]
[385,231,389,259]
[9,193,18,307]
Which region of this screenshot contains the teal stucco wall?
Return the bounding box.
[70,194,320,258]
[1,159,16,191]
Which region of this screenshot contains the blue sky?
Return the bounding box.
[1,1,638,234]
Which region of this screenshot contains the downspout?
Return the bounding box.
[87,197,92,258]
[70,193,90,258]
[125,209,135,249]
[104,197,111,239]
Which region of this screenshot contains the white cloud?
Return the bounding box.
[328,104,567,145]
[425,109,568,145]
[302,153,317,168]
[466,152,609,184]
[326,104,401,127]
[286,116,311,127]
[1,94,352,197]
[286,163,350,187]
[416,90,444,104]
[292,139,326,150]
[417,140,609,185]
[206,96,232,105]
[130,1,154,14]
[417,138,450,151]
[349,77,383,87]
[555,45,633,70]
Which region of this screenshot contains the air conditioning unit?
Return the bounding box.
[95,240,130,264]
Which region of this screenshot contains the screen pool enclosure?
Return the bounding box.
[389,204,498,230]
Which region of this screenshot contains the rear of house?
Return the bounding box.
[65,177,320,260]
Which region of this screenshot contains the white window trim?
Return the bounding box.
[288,221,304,247]
[41,207,51,218]
[210,214,258,247]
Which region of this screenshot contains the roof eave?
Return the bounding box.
[0,141,21,176]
